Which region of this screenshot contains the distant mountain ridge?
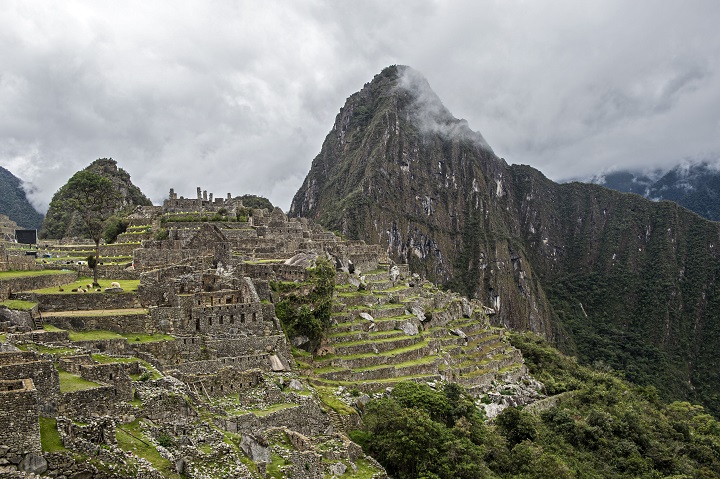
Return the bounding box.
[291,65,720,414]
[588,161,720,221]
[0,166,44,230]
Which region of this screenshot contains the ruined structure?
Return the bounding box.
[0,186,537,478]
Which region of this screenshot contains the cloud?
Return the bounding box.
[1,1,720,212]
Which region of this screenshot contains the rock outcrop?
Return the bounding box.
[291,65,720,413]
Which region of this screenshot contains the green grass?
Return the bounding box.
[121,332,174,343]
[351,354,437,373]
[91,354,138,364]
[32,278,140,294]
[43,324,64,332]
[58,370,102,393]
[69,330,123,341]
[336,458,380,478]
[68,330,173,343]
[315,386,357,415]
[0,333,6,342]
[28,344,78,355]
[266,451,290,479]
[0,299,37,310]
[116,419,180,478]
[39,416,67,452]
[313,338,430,363]
[46,308,149,318]
[0,270,74,279]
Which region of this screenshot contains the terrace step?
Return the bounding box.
[318,357,440,382]
[310,374,442,394]
[331,335,423,356]
[324,339,436,370]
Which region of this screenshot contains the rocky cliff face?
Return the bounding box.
[0,166,44,230]
[40,158,152,239]
[291,65,720,412]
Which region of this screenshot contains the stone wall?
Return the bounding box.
[132,340,185,368]
[259,401,330,437]
[191,302,268,335]
[1,253,42,272]
[71,338,131,356]
[168,354,270,375]
[0,272,77,301]
[45,311,152,335]
[59,384,125,416]
[0,378,41,456]
[133,248,209,271]
[8,329,70,343]
[180,367,262,397]
[0,354,59,414]
[238,263,307,282]
[16,292,142,312]
[207,334,290,359]
[78,363,132,401]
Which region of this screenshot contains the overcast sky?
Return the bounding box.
[2,1,720,213]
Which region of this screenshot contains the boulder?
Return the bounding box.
[285,252,318,268]
[450,328,467,339]
[328,462,347,476]
[289,379,304,391]
[269,355,287,372]
[20,453,47,475]
[355,394,371,410]
[411,306,426,322]
[398,321,419,336]
[240,434,270,463]
[358,312,374,323]
[389,265,400,282]
[291,335,311,348]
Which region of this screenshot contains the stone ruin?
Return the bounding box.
[0,188,395,478]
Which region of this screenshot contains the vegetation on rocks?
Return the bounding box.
[273,257,335,350]
[355,333,720,478]
[39,158,151,240]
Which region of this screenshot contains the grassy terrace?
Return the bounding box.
[67,329,174,343]
[26,344,79,355]
[44,308,148,317]
[312,337,431,362]
[32,278,140,294]
[242,258,286,264]
[311,373,439,388]
[39,417,67,453]
[0,270,75,279]
[351,354,438,373]
[0,299,37,310]
[58,370,102,393]
[116,419,180,478]
[332,333,418,349]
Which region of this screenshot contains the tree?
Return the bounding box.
[61,170,121,286]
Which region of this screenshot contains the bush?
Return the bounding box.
[157,434,174,448]
[103,216,128,244]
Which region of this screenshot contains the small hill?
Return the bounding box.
[0,166,44,229]
[39,158,152,239]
